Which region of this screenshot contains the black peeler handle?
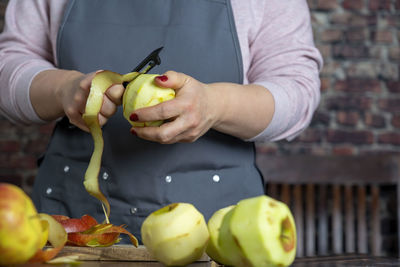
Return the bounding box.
[123,46,164,87]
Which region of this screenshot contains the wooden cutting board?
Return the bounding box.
[57,245,211,262]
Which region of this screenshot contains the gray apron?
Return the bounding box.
[32,0,264,243]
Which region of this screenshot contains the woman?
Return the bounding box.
[0,0,322,242]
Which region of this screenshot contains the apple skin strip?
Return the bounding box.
[28,214,68,263]
[82,71,139,222]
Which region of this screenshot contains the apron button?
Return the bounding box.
[63,166,70,173]
[130,207,138,214]
[212,174,220,183]
[165,175,172,183]
[46,187,52,195]
[102,172,109,180]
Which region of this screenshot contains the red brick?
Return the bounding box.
[347,62,378,79]
[317,44,331,59]
[256,144,277,155]
[315,0,339,10]
[311,111,330,126]
[387,81,400,93]
[343,0,364,10]
[379,98,400,112]
[389,47,400,61]
[327,129,374,144]
[349,15,368,27]
[333,44,369,58]
[345,28,367,43]
[25,139,50,155]
[39,122,55,135]
[0,154,37,170]
[369,0,391,11]
[326,96,373,110]
[378,133,400,146]
[334,79,381,93]
[297,129,323,143]
[391,114,400,128]
[364,113,386,128]
[320,29,343,42]
[0,140,20,152]
[387,15,400,27]
[332,145,355,155]
[320,61,341,77]
[331,12,352,25]
[372,30,393,44]
[320,77,331,91]
[336,111,360,126]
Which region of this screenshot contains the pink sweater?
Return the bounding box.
[0,0,322,142]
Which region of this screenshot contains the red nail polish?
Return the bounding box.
[130,113,139,121]
[130,129,137,136]
[156,75,168,82]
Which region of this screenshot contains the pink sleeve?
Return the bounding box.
[233,0,323,142]
[0,0,66,124]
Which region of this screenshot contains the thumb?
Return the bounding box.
[154,71,190,91]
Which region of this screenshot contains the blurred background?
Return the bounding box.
[0,0,399,257]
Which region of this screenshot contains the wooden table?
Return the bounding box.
[17,246,400,266]
[292,254,400,266]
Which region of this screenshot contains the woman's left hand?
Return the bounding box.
[129,71,221,144]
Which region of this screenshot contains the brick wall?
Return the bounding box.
[258,0,400,156]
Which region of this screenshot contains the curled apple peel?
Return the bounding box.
[83,71,175,221]
[83,71,140,222]
[52,214,138,247]
[29,213,68,263]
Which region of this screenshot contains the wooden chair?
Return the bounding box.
[255,154,400,257]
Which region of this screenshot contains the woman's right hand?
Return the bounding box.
[31,69,125,132]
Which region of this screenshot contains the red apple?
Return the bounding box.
[0,183,43,265]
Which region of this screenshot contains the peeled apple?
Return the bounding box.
[123,74,175,127]
[206,205,235,265]
[0,183,43,265]
[83,71,175,221]
[141,203,209,266]
[216,195,297,267]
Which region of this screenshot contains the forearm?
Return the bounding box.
[30,69,83,121]
[211,83,274,140]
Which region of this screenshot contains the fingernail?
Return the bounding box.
[155,75,168,82]
[130,129,137,136]
[130,113,139,121]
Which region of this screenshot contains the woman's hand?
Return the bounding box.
[129,71,221,144]
[31,69,125,132]
[128,71,275,144]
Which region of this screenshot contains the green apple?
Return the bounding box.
[230,195,297,267]
[218,207,252,267]
[141,203,209,266]
[123,74,175,127]
[206,205,235,265]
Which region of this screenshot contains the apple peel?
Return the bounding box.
[83,71,175,224]
[28,213,68,263]
[53,214,138,247]
[83,70,140,222]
